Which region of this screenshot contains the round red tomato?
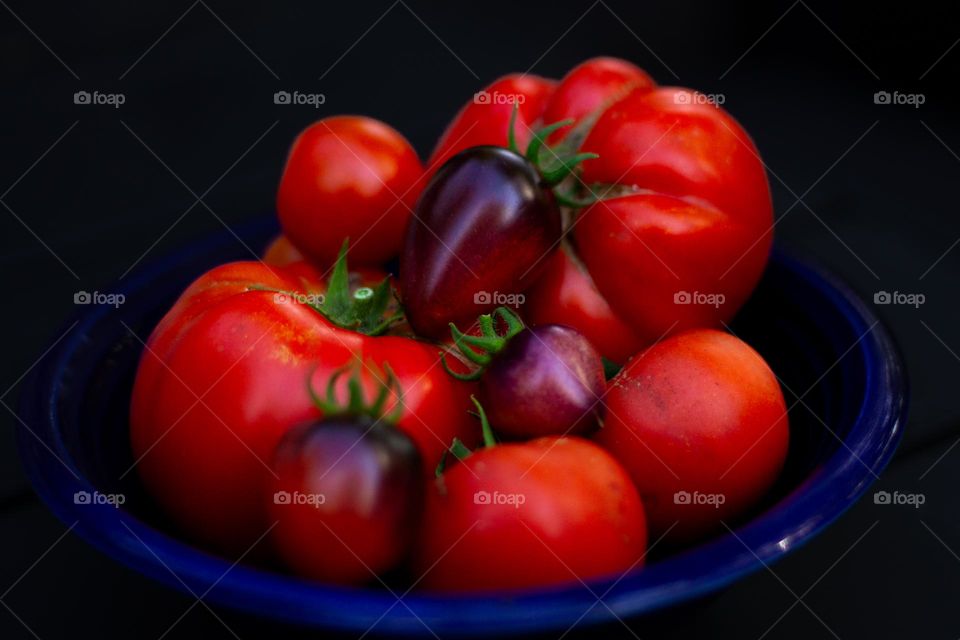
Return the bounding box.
[595,329,789,542]
[129,259,474,555]
[277,116,424,267]
[415,437,647,591]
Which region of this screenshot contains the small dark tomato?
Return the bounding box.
[400,146,561,338]
[267,418,423,584]
[481,324,605,438]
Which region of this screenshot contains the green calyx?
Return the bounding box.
[434,395,497,477]
[310,238,402,336]
[307,360,404,424]
[506,103,599,188]
[440,306,525,381]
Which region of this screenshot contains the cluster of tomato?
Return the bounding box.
[129,57,789,592]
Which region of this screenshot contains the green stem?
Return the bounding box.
[470,395,497,448]
[525,119,574,164]
[440,307,525,380]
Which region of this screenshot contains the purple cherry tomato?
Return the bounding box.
[267,418,423,584]
[400,146,561,337]
[480,324,605,438]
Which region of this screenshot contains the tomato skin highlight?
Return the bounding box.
[523,245,645,364]
[415,437,647,592]
[268,418,423,584]
[575,86,773,342]
[595,329,789,542]
[400,146,561,337]
[428,74,556,171]
[277,116,424,267]
[129,261,474,555]
[541,56,655,143]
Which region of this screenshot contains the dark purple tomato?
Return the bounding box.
[266,418,423,584]
[400,146,561,337]
[480,324,605,438]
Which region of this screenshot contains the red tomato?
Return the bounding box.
[522,245,645,364]
[129,260,474,554]
[277,116,424,267]
[596,329,789,542]
[428,74,556,171]
[415,437,647,591]
[541,56,655,142]
[575,86,773,343]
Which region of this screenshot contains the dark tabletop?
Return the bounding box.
[2,1,959,638]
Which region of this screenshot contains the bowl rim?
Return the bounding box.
[16,233,907,637]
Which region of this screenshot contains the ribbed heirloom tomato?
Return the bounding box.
[129,250,475,555]
[523,57,774,355]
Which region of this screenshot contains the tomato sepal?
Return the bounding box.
[441,307,525,380]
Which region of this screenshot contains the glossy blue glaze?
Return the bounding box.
[16,218,906,637]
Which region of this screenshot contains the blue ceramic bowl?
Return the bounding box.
[17,218,906,637]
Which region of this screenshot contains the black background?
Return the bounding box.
[2,1,959,638]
